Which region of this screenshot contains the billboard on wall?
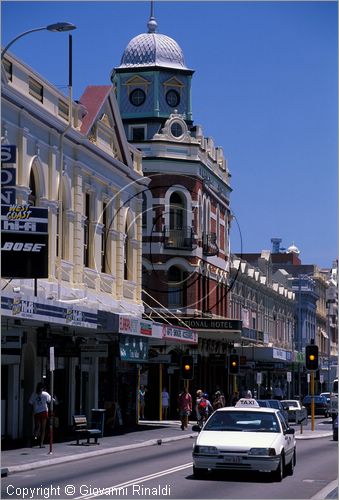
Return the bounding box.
[1,204,49,278]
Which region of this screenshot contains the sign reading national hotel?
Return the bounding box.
[170,318,242,332]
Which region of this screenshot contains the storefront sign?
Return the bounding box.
[118,316,152,337]
[273,348,287,361]
[1,294,98,329]
[1,145,16,164]
[119,334,148,362]
[162,325,198,344]
[170,318,242,332]
[80,344,108,357]
[1,205,49,278]
[147,354,171,364]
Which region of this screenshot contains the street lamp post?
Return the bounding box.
[1,22,76,60]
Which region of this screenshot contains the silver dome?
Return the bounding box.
[118,16,188,70]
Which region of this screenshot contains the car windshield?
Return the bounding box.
[267,400,280,409]
[284,401,298,408]
[203,411,280,433]
[304,396,325,403]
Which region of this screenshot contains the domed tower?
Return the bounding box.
[111,5,194,141]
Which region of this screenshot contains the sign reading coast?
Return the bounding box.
[1,204,49,278]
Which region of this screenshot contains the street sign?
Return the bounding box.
[256,372,262,384]
[287,371,292,382]
[49,347,55,371]
[320,374,324,384]
[307,373,310,383]
[296,408,308,424]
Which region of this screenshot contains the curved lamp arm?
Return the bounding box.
[2,27,47,59]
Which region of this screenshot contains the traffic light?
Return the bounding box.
[229,354,239,375]
[305,344,318,371]
[180,355,194,380]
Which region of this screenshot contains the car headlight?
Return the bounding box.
[194,445,219,455]
[248,448,276,456]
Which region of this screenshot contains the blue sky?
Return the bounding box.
[2,1,338,268]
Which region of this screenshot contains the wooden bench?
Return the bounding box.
[72,415,101,445]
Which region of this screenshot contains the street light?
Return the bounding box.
[1,22,76,59]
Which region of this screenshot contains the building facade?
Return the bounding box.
[1,53,147,443]
[111,11,239,408]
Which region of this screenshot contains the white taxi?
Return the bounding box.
[192,398,296,481]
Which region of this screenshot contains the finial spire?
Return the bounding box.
[147,0,158,33]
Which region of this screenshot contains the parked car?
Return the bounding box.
[257,400,289,422]
[333,416,338,441]
[192,398,296,481]
[320,392,331,405]
[302,395,329,417]
[281,400,308,424]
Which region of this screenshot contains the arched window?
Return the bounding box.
[124,220,129,280]
[101,202,109,273]
[168,266,184,307]
[28,169,37,206]
[169,192,184,229]
[142,192,147,229]
[56,185,67,259]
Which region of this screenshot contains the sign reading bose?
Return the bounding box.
[1,204,48,278]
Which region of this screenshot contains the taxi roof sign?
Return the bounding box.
[235,398,260,408]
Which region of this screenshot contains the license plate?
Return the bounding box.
[223,455,241,464]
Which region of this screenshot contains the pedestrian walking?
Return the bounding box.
[213,386,226,408]
[139,385,147,419]
[161,387,170,420]
[273,384,283,400]
[196,390,213,427]
[29,382,51,448]
[177,386,192,430]
[212,391,224,411]
[231,391,239,406]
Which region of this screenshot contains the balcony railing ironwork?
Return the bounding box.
[202,232,219,256]
[163,226,195,250]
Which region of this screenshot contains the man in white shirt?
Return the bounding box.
[29,382,51,447]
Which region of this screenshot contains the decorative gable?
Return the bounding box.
[163,76,184,90]
[124,75,151,95]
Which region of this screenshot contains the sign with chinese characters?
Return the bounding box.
[162,325,198,344]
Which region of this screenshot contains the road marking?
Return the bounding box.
[74,462,193,499]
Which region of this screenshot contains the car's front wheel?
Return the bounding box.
[193,466,207,479]
[286,449,296,476]
[272,456,284,482]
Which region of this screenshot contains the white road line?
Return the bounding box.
[74,462,193,499]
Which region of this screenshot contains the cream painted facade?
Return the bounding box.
[1,53,147,442]
[2,52,145,312]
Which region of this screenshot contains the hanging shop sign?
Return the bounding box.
[1,204,49,278]
[162,325,198,344]
[118,316,152,337]
[119,334,149,362]
[1,294,98,329]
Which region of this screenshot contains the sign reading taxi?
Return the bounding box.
[235,398,260,407]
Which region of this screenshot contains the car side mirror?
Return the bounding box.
[285,428,295,435]
[192,425,201,432]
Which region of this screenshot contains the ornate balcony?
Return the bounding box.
[163,226,195,250]
[202,232,219,256]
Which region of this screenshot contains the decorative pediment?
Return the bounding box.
[124,75,150,95]
[100,113,112,127]
[163,76,184,89]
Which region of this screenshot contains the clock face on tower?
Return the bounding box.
[166,89,180,107]
[130,88,146,106]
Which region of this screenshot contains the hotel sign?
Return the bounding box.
[170,318,242,332]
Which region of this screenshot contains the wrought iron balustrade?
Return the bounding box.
[163,226,195,250]
[202,232,219,256]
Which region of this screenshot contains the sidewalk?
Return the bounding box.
[1,420,333,476]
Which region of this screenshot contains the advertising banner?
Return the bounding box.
[119,334,149,362]
[1,204,49,278]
